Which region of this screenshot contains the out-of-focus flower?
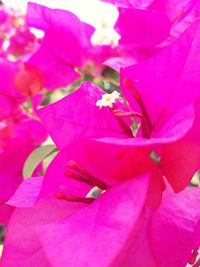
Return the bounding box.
[26,2,94,90]
[0,115,47,224]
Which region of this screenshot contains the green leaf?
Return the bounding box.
[23,145,57,179]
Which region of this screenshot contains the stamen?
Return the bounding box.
[188,249,200,266]
[55,192,95,204]
[112,109,143,119]
[123,78,152,138]
[64,170,94,187]
[66,161,108,190]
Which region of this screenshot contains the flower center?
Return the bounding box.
[123,78,152,138]
[96,90,120,109]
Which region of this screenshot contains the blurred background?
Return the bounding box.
[3,0,119,44]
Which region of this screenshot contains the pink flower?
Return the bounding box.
[37,184,200,267]
[0,58,24,119]
[120,21,200,125]
[0,172,150,267]
[102,0,200,70]
[115,7,171,48]
[38,82,131,150]
[39,77,200,194]
[0,116,47,224]
[2,167,199,267]
[26,2,94,90]
[7,28,36,58]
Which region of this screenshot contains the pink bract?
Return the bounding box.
[120,21,200,125]
[0,174,150,267]
[38,82,131,150]
[26,2,94,90]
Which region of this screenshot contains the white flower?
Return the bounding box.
[96,90,120,109]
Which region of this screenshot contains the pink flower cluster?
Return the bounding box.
[0,1,200,266]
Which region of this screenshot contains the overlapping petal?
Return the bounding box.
[121,21,200,125]
[38,82,131,149]
[37,174,150,267]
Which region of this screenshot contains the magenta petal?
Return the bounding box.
[99,0,153,8]
[116,7,171,47]
[0,145,31,202]
[27,3,94,90]
[7,176,44,208]
[28,42,81,91]
[121,21,200,125]
[158,100,200,192]
[104,56,137,72]
[13,118,47,146]
[151,187,200,267]
[38,82,130,149]
[27,2,94,49]
[0,95,20,119]
[39,140,92,199]
[0,58,24,101]
[0,204,14,225]
[149,0,200,22]
[85,100,200,192]
[38,174,150,267]
[0,198,82,267]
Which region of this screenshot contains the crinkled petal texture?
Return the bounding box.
[37,174,150,267]
[0,177,84,267]
[38,82,131,149]
[27,3,94,90]
[121,21,200,125]
[151,187,200,267]
[115,7,171,47]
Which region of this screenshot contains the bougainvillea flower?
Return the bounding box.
[14,62,44,97]
[103,0,199,64]
[0,58,24,118]
[28,176,200,267]
[0,58,45,119]
[39,77,200,193]
[120,186,200,267]
[7,28,36,58]
[38,82,132,150]
[0,117,47,224]
[0,176,84,267]
[115,7,171,47]
[0,173,150,267]
[26,2,94,90]
[121,21,200,125]
[78,99,200,193]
